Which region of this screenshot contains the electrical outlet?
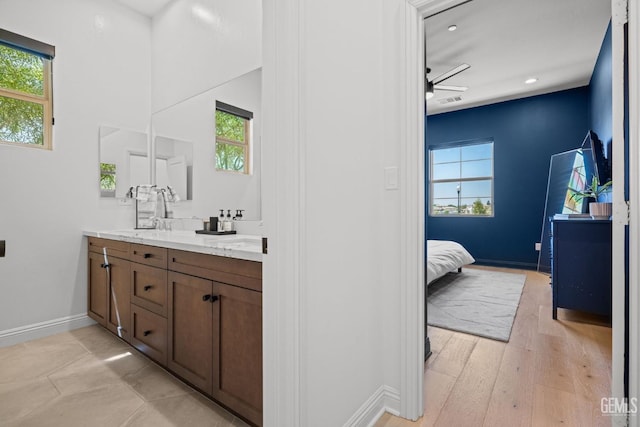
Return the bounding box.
[118,198,133,206]
[535,242,541,251]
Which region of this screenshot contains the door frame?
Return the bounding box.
[399,0,474,419]
[403,0,634,422]
[627,0,640,425]
[612,0,629,424]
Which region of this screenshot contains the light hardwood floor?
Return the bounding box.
[376,266,613,427]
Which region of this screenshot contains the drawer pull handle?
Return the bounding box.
[143,253,152,259]
[143,330,152,336]
[144,285,152,291]
[202,294,219,303]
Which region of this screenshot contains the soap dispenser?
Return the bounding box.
[224,210,234,231]
[219,210,225,232]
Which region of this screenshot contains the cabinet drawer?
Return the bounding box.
[131,244,168,268]
[88,237,130,259]
[132,263,168,317]
[169,249,262,292]
[131,305,167,366]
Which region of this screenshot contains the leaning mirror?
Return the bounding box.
[99,126,149,198]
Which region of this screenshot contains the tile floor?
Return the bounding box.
[0,325,250,427]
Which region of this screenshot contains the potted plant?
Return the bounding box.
[570,176,613,219]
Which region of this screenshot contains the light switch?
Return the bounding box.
[384,167,399,190]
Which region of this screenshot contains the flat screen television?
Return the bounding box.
[580,130,609,185]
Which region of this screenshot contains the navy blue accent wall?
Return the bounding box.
[426,88,589,268]
[589,22,613,160]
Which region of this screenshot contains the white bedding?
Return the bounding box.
[427,240,475,284]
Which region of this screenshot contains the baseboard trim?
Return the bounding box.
[343,385,401,427]
[473,258,538,270]
[0,314,95,348]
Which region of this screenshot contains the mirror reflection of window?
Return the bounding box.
[215,101,253,174]
[100,163,116,197]
[562,150,587,214]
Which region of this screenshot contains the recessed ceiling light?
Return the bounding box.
[448,25,457,32]
[525,78,538,84]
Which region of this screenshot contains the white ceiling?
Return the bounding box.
[425,0,611,115]
[113,0,610,117]
[113,0,173,17]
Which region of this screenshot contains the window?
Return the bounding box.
[429,140,494,216]
[215,101,252,174]
[0,29,55,149]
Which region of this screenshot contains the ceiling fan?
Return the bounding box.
[425,63,470,100]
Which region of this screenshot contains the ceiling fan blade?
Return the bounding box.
[435,84,468,92]
[432,63,470,85]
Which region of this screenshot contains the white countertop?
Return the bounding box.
[84,230,263,262]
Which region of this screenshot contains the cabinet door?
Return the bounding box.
[168,271,213,393]
[88,251,108,326]
[211,282,262,426]
[106,257,131,342]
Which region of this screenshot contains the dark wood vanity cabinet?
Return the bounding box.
[167,270,263,426]
[166,249,263,427]
[212,280,263,425]
[87,238,131,342]
[87,237,263,426]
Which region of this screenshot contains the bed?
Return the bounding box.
[427,240,475,284]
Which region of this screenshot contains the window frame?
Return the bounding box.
[215,101,252,175]
[428,139,495,218]
[0,29,55,150]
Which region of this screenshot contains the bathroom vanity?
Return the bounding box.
[85,230,262,426]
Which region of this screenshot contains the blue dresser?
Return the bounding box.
[550,217,612,319]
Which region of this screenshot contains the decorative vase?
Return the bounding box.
[589,202,612,220]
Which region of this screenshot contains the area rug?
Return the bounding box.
[427,268,526,342]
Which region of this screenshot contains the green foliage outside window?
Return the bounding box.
[216,110,245,142]
[472,199,487,215]
[100,163,116,191]
[0,44,46,146]
[215,109,248,173]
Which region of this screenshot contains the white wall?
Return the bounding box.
[151,0,262,112]
[262,0,405,424]
[0,0,151,335]
[152,69,262,220]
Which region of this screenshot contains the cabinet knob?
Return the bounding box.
[144,285,152,291]
[202,294,219,303]
[203,294,211,302]
[143,330,151,336]
[143,253,152,259]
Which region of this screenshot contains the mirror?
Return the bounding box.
[154,135,194,201]
[99,126,149,198]
[98,74,261,220]
[151,68,262,220]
